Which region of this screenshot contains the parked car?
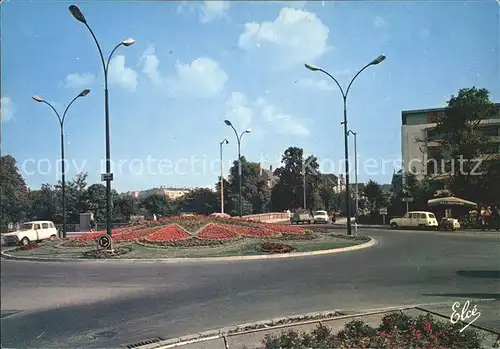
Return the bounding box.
[313,210,329,224]
[390,211,439,230]
[2,221,58,246]
[290,211,313,224]
[438,217,460,231]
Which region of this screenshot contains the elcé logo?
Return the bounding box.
[450,300,481,332]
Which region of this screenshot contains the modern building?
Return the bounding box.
[401,103,500,183]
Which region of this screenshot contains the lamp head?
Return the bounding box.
[224,120,232,126]
[79,89,91,97]
[224,139,229,144]
[370,55,386,65]
[32,95,44,103]
[304,63,320,71]
[122,38,136,47]
[244,129,251,134]
[69,5,87,24]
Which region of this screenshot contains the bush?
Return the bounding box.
[15,242,40,251]
[258,312,483,349]
[258,242,295,253]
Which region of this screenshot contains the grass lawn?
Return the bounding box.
[4,234,369,260]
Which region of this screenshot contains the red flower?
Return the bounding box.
[197,223,238,241]
[145,225,192,242]
[220,224,278,237]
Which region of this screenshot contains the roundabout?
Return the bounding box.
[1,215,373,261]
[1,224,498,348]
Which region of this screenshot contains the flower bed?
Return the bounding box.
[144,224,192,243]
[259,223,305,233]
[112,226,164,243]
[221,224,279,238]
[15,242,40,251]
[258,242,295,253]
[197,223,239,241]
[279,232,317,240]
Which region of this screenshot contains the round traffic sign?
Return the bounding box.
[97,234,111,249]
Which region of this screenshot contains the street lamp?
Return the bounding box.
[347,129,358,234]
[305,55,385,235]
[32,89,91,239]
[69,4,135,240]
[224,120,251,217]
[219,138,229,214]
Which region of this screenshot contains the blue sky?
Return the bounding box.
[1,0,499,192]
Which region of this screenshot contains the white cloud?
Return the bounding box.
[108,55,138,91]
[64,72,95,89]
[238,7,329,70]
[374,16,388,28]
[200,1,230,23]
[166,58,228,99]
[259,101,309,137]
[296,78,334,91]
[225,92,253,130]
[140,46,162,85]
[1,96,14,123]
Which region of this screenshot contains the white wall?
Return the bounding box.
[401,123,435,181]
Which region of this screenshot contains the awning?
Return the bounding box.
[427,196,477,209]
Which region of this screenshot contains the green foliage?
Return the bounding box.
[0,155,29,226]
[177,188,219,215]
[258,312,483,349]
[114,195,140,221]
[363,180,387,212]
[140,194,175,217]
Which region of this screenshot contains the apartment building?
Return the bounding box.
[401,103,500,182]
[125,186,191,200]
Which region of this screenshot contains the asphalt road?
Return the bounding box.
[1,227,499,348]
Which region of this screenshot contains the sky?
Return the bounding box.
[1,0,499,193]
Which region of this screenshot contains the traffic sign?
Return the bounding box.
[101,173,114,182]
[401,197,414,203]
[380,207,388,215]
[97,234,111,249]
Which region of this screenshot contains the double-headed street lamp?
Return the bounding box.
[305,55,385,235]
[347,129,358,234]
[219,138,229,214]
[224,120,251,217]
[32,89,91,238]
[69,5,135,239]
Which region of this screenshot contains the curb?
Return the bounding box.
[123,299,499,349]
[0,237,377,263]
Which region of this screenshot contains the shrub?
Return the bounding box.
[257,312,483,349]
[258,242,295,253]
[15,242,40,251]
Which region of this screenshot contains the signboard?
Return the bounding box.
[97,234,111,249]
[379,207,388,215]
[402,197,414,203]
[101,173,114,182]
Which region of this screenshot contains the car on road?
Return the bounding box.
[290,211,313,224]
[2,220,58,246]
[313,210,329,224]
[390,211,439,230]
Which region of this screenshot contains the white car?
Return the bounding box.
[3,220,58,246]
[313,210,329,224]
[390,211,439,230]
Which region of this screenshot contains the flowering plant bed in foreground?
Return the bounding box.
[254,312,483,349]
[258,242,296,253]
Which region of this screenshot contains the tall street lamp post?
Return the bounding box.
[305,55,385,235]
[219,138,229,214]
[69,5,135,239]
[347,129,358,234]
[32,89,91,238]
[224,120,251,217]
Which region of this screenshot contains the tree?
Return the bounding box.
[114,195,140,221]
[54,172,89,224]
[86,183,108,222]
[363,180,386,212]
[215,176,233,214]
[0,155,29,226]
[177,188,219,215]
[419,87,498,202]
[227,157,270,214]
[271,147,322,211]
[140,194,174,217]
[28,184,57,221]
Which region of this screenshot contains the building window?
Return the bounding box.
[478,126,499,137]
